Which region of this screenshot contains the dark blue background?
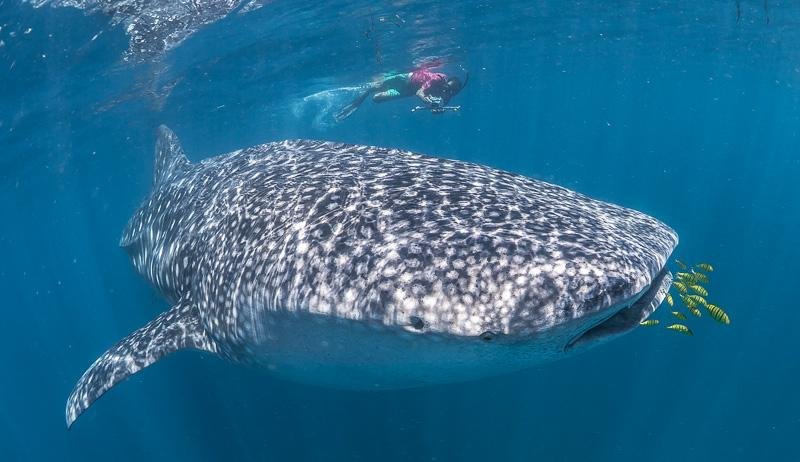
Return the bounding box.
[1,1,798,460]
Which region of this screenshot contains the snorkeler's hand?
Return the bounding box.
[417,91,442,107]
[426,96,444,107]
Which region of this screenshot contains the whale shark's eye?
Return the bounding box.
[409,316,425,330]
[480,331,495,342]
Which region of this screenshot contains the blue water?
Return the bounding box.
[2,1,799,460]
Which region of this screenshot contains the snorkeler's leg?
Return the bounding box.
[334,89,374,122]
[381,73,411,87]
[334,73,410,121]
[373,89,402,103]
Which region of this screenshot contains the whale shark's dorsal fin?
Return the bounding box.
[153,125,190,186]
[65,297,217,428]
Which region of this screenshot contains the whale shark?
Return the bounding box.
[26,0,267,59]
[65,126,677,427]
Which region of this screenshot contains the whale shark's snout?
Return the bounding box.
[565,267,672,351]
[559,216,678,352]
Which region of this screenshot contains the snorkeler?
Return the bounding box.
[334,67,465,122]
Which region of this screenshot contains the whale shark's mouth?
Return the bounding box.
[564,268,672,351]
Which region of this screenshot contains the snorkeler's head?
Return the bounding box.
[429,77,463,105]
[440,77,463,104]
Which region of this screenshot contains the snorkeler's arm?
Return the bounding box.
[415,88,443,107]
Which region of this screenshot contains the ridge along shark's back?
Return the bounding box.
[65,126,677,428]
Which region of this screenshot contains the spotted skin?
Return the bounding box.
[26,0,267,59]
[65,296,217,427]
[65,126,678,427]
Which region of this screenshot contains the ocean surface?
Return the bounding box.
[2,1,799,460]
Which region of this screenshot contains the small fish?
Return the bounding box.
[695,263,714,272]
[689,285,708,297]
[680,294,697,308]
[666,324,693,336]
[676,272,698,284]
[675,259,688,270]
[686,294,707,306]
[672,311,687,320]
[680,296,702,316]
[673,281,688,294]
[665,293,674,306]
[691,271,709,284]
[705,304,731,325]
[640,319,660,327]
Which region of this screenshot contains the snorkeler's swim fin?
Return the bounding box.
[65,297,218,428]
[334,90,371,122]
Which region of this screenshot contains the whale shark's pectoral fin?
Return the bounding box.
[65,297,217,428]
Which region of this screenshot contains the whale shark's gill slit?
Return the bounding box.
[565,268,672,352]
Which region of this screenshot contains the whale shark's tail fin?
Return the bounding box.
[65,297,217,428]
[153,125,190,186]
